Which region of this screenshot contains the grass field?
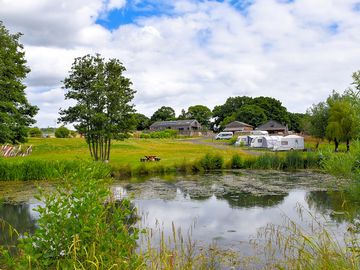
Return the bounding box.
[13,137,250,166]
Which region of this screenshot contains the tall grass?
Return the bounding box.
[252,205,360,269]
[0,151,323,181]
[0,159,110,181]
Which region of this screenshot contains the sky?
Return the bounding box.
[1,0,360,127]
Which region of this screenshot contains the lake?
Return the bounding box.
[0,170,356,258]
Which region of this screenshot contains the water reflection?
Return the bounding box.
[0,203,37,247]
[0,171,353,253]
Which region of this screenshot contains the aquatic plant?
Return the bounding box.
[14,166,142,269]
[199,153,224,171]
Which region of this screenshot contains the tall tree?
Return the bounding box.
[235,104,267,127]
[326,99,356,152]
[150,106,175,122]
[133,113,150,130]
[59,54,135,161]
[305,102,329,148]
[186,105,212,128]
[0,21,38,144]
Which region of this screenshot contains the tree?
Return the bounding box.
[59,54,135,161]
[150,106,175,122]
[186,105,212,128]
[55,126,70,138]
[133,113,150,130]
[28,127,42,138]
[326,99,356,152]
[288,112,305,133]
[252,97,290,125]
[305,102,329,148]
[177,109,187,120]
[0,21,38,144]
[235,104,267,127]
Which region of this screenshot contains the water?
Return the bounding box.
[0,171,357,254]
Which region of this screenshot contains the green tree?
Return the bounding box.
[28,127,42,138]
[288,112,305,133]
[59,54,135,161]
[235,104,267,127]
[186,105,212,128]
[305,102,329,148]
[252,96,290,125]
[133,113,150,130]
[177,109,188,120]
[55,126,70,138]
[326,99,357,152]
[212,96,252,127]
[0,21,38,144]
[150,106,175,122]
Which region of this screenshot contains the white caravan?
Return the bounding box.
[250,130,268,136]
[273,135,304,151]
[235,135,256,146]
[250,136,282,149]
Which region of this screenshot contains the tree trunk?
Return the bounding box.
[346,138,350,152]
[106,138,111,161]
[334,138,339,152]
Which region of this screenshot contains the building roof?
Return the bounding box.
[225,121,253,128]
[150,119,200,128]
[255,120,287,131]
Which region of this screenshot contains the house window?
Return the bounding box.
[178,128,184,131]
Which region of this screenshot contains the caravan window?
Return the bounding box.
[281,141,288,145]
[257,139,262,143]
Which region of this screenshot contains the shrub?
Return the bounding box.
[17,168,142,269]
[284,151,304,170]
[199,153,223,170]
[230,154,243,169]
[55,126,70,138]
[228,137,237,145]
[28,127,42,138]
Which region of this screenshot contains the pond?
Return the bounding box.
[0,171,358,256]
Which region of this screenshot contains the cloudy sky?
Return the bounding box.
[1,0,360,127]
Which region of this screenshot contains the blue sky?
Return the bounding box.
[1,0,360,127]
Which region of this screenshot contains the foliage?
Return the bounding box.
[326,98,357,151]
[186,105,212,128]
[28,127,42,138]
[150,106,175,123]
[59,54,136,161]
[133,113,150,130]
[213,96,290,130]
[305,101,329,140]
[16,168,142,269]
[199,153,224,170]
[140,129,178,139]
[0,159,110,181]
[288,112,305,133]
[230,154,243,169]
[254,206,360,270]
[235,104,267,127]
[54,126,70,138]
[0,21,38,144]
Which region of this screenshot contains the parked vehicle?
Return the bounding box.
[215,132,233,140]
[235,135,256,146]
[250,136,282,149]
[273,135,304,151]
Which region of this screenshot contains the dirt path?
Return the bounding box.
[179,137,263,156]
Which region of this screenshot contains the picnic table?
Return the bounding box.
[140,155,161,162]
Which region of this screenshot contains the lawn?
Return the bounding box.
[19,137,250,167]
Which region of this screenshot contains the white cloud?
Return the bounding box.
[1,0,360,126]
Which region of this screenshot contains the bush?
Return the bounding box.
[199,153,224,170]
[17,168,142,269]
[228,137,237,145]
[140,129,178,139]
[28,127,42,137]
[230,154,243,169]
[55,126,70,138]
[284,151,304,170]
